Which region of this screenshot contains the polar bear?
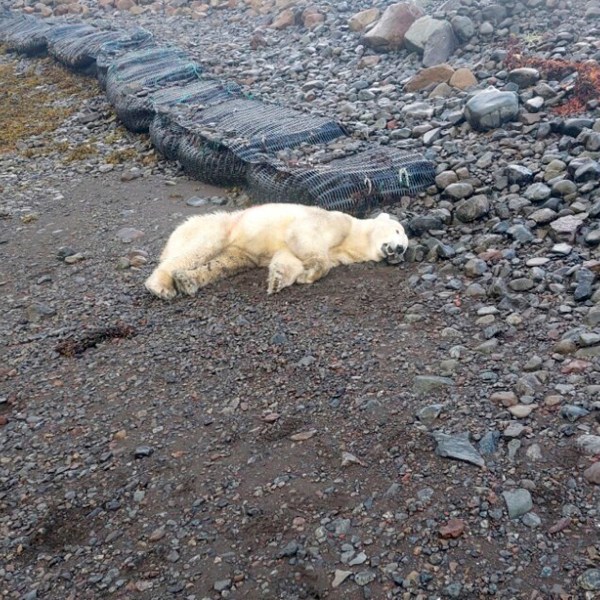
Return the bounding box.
[145,203,409,299]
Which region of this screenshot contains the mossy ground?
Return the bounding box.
[0,52,157,165]
[0,52,98,155]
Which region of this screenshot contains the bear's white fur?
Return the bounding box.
[145,203,409,299]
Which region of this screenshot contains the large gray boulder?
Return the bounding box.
[464,87,520,131]
[422,20,457,66]
[363,2,424,51]
[404,15,451,53]
[451,15,475,42]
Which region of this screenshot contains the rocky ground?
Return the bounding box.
[1,0,600,599]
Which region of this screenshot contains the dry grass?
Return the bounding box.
[65,143,98,162]
[106,147,139,164]
[0,53,98,154]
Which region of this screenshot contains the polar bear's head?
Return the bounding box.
[370,213,409,264]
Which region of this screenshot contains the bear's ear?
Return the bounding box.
[376,213,391,220]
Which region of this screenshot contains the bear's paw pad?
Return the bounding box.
[267,268,287,295]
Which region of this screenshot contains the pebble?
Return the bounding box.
[560,405,590,422]
[504,423,526,438]
[413,375,455,393]
[578,569,600,591]
[508,404,537,418]
[526,443,543,461]
[57,246,77,260]
[444,182,473,199]
[507,439,521,461]
[64,252,85,264]
[583,462,600,485]
[522,512,542,528]
[416,403,444,425]
[503,489,533,518]
[455,195,490,222]
[213,579,231,592]
[490,391,518,407]
[185,196,210,207]
[348,552,367,566]
[478,430,500,455]
[332,570,352,589]
[439,518,465,539]
[116,227,144,243]
[134,445,154,458]
[354,570,376,586]
[148,526,165,542]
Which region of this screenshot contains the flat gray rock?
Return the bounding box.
[433,431,485,467]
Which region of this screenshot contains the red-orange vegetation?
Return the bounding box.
[504,37,600,115]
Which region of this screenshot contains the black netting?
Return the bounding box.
[149,80,243,160]
[105,46,196,91]
[44,22,97,43]
[172,99,347,185]
[95,29,153,88]
[0,12,437,215]
[149,114,187,161]
[0,14,56,55]
[178,134,249,186]
[49,28,141,72]
[105,47,202,132]
[181,99,347,160]
[246,149,436,217]
[0,11,23,38]
[151,78,242,111]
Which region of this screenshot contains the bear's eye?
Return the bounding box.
[395,230,400,234]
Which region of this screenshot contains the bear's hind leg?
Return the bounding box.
[285,233,333,285]
[267,250,305,295]
[173,247,256,296]
[295,255,332,284]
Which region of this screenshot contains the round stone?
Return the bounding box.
[578,569,600,591]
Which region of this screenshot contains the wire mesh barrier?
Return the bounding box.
[170,99,348,186]
[246,149,436,216]
[149,79,243,159]
[0,12,29,39]
[151,78,243,111]
[49,28,143,73]
[105,47,203,132]
[95,29,154,89]
[1,11,436,216]
[0,14,56,55]
[149,114,187,161]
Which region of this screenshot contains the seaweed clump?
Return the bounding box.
[55,323,137,357]
[505,37,600,115]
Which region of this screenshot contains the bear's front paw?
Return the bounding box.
[267,272,283,295]
[173,270,200,296]
[145,270,177,300]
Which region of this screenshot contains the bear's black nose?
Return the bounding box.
[383,243,406,264]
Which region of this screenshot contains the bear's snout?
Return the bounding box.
[382,242,406,264]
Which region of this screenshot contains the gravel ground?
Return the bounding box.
[1,0,600,598]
